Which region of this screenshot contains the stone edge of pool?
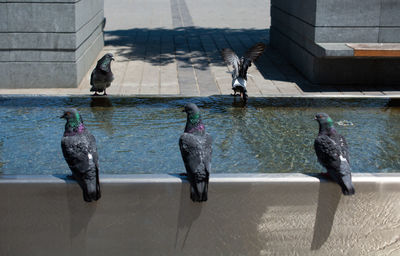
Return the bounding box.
[1,173,399,183]
[1,172,400,255]
[0,94,400,98]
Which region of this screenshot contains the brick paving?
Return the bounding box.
[1,0,399,97]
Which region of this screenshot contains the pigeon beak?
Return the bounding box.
[111,57,115,61]
[182,109,185,113]
[60,113,66,119]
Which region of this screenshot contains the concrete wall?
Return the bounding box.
[270,0,400,85]
[0,0,104,88]
[0,173,399,255]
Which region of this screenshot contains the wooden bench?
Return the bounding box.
[346,43,400,57]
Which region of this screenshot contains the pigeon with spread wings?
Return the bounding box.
[221,43,266,102]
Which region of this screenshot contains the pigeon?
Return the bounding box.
[90,53,115,96]
[60,108,101,202]
[221,42,266,102]
[314,113,355,195]
[179,103,213,202]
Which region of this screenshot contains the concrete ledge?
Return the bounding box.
[0,173,399,255]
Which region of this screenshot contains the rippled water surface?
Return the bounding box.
[0,96,399,175]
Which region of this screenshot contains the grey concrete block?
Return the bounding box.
[0,10,103,50]
[0,4,7,31]
[0,31,103,89]
[272,6,379,44]
[271,6,315,42]
[5,2,76,32]
[315,27,379,43]
[75,0,104,31]
[316,43,354,57]
[76,32,104,87]
[379,0,400,26]
[271,27,315,82]
[0,23,103,62]
[2,0,102,33]
[378,28,400,43]
[0,62,77,88]
[315,0,381,26]
[75,9,105,48]
[0,32,76,50]
[271,0,317,25]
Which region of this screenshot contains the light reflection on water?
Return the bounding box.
[0,96,399,175]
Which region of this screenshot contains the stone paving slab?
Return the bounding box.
[0,0,399,97]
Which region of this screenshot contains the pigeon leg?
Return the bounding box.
[103,89,107,96]
[179,172,187,176]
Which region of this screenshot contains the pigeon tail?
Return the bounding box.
[81,171,101,202]
[338,176,355,196]
[190,181,208,202]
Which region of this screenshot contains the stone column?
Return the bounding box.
[0,0,104,88]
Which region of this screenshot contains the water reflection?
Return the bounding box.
[89,97,115,135]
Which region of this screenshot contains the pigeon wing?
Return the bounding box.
[239,43,266,79]
[61,136,91,175]
[204,133,213,173]
[221,48,240,78]
[179,133,208,180]
[314,135,342,172]
[244,42,266,61]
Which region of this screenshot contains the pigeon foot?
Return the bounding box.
[92,92,100,96]
[179,172,187,176]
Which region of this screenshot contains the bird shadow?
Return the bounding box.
[53,174,97,253]
[309,174,342,250]
[173,174,203,250]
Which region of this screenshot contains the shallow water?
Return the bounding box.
[0,96,399,175]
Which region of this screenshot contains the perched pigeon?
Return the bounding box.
[314,113,355,195]
[179,103,213,202]
[61,109,101,202]
[90,53,115,96]
[221,42,266,102]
